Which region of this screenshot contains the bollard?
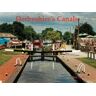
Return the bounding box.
[5,73,8,76]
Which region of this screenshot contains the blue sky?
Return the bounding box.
[0,12,96,34]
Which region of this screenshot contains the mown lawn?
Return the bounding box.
[0,50,21,65]
[78,58,96,68]
[0,51,12,65]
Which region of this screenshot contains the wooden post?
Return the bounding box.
[53,51,55,61]
[31,51,33,61]
[41,51,44,61]
[56,56,59,62]
[89,52,91,58]
[93,52,95,60]
[88,51,90,58]
[90,52,92,59]
[90,51,92,59]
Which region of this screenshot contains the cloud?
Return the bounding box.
[41,12,54,16]
[0,12,96,33]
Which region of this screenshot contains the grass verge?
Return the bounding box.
[78,57,96,68]
[0,52,12,65]
[0,50,21,65]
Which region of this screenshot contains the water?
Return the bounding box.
[17,60,78,83]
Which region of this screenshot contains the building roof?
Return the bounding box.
[0,32,16,38]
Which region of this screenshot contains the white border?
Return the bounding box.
[0,0,96,12]
[0,83,96,96]
[0,0,96,96]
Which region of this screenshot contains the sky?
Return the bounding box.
[0,12,96,34]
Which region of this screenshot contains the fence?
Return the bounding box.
[88,51,96,60]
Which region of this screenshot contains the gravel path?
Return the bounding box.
[0,54,29,83]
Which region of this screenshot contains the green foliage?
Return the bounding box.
[0,50,22,65]
[0,21,37,41]
[13,21,25,40]
[56,30,63,39]
[43,46,52,51]
[35,33,42,39]
[0,22,63,41]
[0,51,12,65]
[42,28,54,40]
[79,22,96,35]
[41,28,62,41]
[0,23,13,33]
[63,31,72,43]
[78,58,96,68]
[23,26,36,40]
[46,31,61,41]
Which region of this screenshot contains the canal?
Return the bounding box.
[17,56,78,83]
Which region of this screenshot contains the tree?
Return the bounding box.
[45,31,61,41]
[35,33,42,39]
[0,21,38,41]
[79,22,96,35]
[63,31,72,44]
[23,26,36,40]
[56,30,63,39]
[0,23,13,33]
[41,28,54,40]
[41,27,62,41]
[13,21,24,40]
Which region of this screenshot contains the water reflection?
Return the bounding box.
[31,62,33,70]
[52,62,55,70]
[18,61,78,83]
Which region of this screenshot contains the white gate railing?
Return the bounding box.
[77,63,85,73]
[15,58,22,66]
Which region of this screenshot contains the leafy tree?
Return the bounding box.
[63,31,72,44]
[0,23,13,33]
[0,21,37,41]
[45,31,61,41]
[13,21,24,40]
[41,27,62,41]
[7,24,13,33]
[79,22,96,35]
[23,26,36,40]
[56,30,63,39]
[35,33,42,39]
[41,28,54,40]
